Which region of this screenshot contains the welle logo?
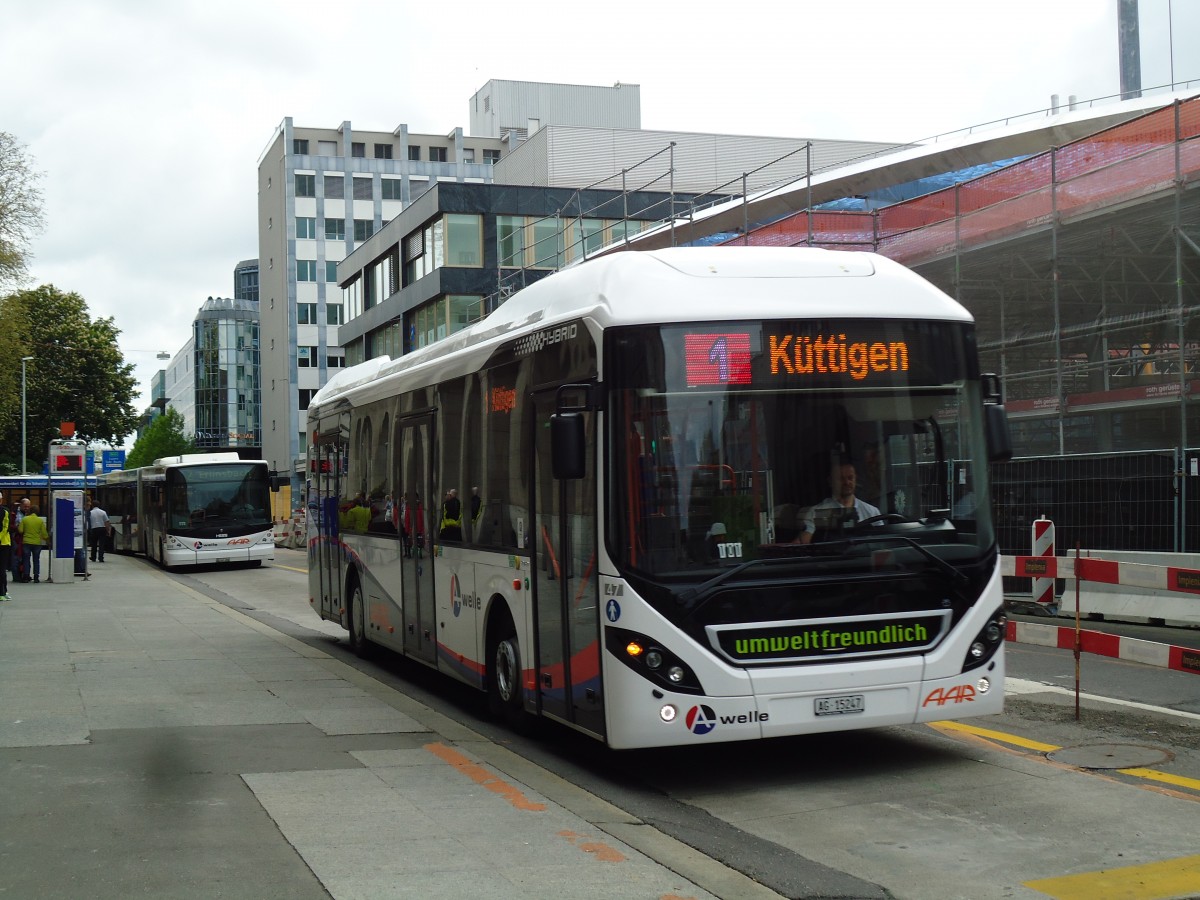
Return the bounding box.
[685,705,717,735]
[684,705,769,736]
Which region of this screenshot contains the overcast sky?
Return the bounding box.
[3,0,1198,439]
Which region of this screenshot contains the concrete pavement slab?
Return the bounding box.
[0,555,775,899]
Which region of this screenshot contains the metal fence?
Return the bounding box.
[992,448,1200,595]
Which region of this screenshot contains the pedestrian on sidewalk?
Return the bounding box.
[87,498,110,563]
[19,504,48,583]
[10,497,28,582]
[0,491,12,600]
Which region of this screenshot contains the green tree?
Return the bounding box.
[0,132,45,289]
[0,285,139,472]
[125,407,195,469]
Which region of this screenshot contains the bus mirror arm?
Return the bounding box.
[551,382,600,480]
[554,382,601,413]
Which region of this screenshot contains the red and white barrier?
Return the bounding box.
[1006,618,1200,676]
[1002,553,1200,595]
[274,510,307,549]
[1003,550,1200,626]
[1031,515,1055,604]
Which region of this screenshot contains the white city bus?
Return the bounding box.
[96,453,275,568]
[307,247,1011,749]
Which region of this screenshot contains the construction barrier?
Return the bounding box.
[273,509,307,549]
[1003,550,1200,626]
[1006,618,1200,676]
[1030,515,1055,604]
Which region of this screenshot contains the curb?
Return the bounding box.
[1006,619,1200,676]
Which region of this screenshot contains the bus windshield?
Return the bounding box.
[165,463,272,537]
[608,319,994,590]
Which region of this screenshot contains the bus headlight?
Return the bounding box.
[962,608,1006,672]
[607,626,703,694]
[660,704,677,722]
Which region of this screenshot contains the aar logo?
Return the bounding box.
[450,574,462,617]
[922,684,976,707]
[685,704,718,736]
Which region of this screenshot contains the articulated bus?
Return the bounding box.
[307,247,1012,749]
[96,453,274,568]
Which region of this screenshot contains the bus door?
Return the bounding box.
[398,414,437,664]
[532,389,603,738]
[317,414,348,622]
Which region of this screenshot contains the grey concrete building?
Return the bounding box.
[260,79,906,486]
[256,119,506,483]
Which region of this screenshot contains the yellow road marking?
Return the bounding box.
[1118,767,1200,792]
[928,722,1200,799]
[272,563,307,574]
[929,720,1060,753]
[1024,853,1200,899]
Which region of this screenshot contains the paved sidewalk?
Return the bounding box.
[0,558,779,900]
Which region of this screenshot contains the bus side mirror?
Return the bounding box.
[981,374,1012,462]
[986,405,1012,462]
[269,475,288,492]
[551,413,586,480]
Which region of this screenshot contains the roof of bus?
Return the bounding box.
[151,453,267,468]
[312,246,972,411]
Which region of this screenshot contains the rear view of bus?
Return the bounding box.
[587,250,1011,747]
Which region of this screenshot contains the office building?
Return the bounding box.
[193,296,262,455]
[261,80,905,485]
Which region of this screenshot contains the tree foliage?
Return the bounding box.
[124,407,195,469]
[0,285,139,472]
[0,132,45,289]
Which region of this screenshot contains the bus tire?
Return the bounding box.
[487,613,525,726]
[347,579,370,659]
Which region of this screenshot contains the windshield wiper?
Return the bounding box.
[823,534,968,583]
[675,557,798,610]
[673,534,967,613]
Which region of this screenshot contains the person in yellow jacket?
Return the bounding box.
[19,504,49,584]
[0,491,11,601]
[439,488,463,542]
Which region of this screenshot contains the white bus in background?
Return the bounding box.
[96,453,274,569]
[306,247,1012,749]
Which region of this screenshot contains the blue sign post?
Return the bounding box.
[101,450,125,473]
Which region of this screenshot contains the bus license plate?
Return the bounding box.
[814,694,865,716]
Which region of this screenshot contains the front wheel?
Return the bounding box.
[488,623,525,726]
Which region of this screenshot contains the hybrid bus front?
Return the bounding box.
[307,247,1010,749]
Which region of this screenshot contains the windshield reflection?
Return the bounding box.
[609,322,993,582]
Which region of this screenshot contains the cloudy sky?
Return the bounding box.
[3,0,1198,432]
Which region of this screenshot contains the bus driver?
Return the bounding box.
[797,457,880,544]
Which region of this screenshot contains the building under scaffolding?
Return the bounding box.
[710,95,1200,553]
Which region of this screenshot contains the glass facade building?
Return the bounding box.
[193,297,261,454]
[234,259,259,304]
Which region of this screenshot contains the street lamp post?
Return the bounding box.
[20,356,33,474]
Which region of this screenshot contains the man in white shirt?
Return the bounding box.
[87,500,111,562]
[798,459,881,544]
